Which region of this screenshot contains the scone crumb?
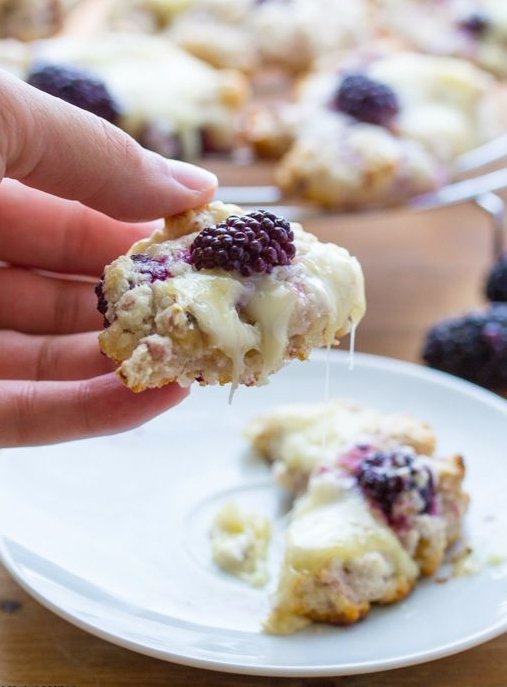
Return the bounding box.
[486,552,507,566]
[210,500,271,587]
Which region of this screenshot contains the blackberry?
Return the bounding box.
[95,253,172,328]
[95,279,110,328]
[458,13,489,36]
[332,73,399,127]
[0,599,22,614]
[422,304,507,389]
[189,209,296,277]
[485,254,507,302]
[355,447,435,523]
[27,63,120,125]
[130,253,172,283]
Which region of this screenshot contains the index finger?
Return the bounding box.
[0,71,218,221]
[0,374,189,447]
[0,180,158,277]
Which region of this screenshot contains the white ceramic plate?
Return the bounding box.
[0,351,506,677]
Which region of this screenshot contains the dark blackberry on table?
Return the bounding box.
[190,209,296,277]
[0,599,22,614]
[331,73,399,127]
[485,253,507,302]
[422,304,507,389]
[355,447,435,524]
[27,63,120,124]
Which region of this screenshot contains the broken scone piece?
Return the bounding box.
[265,442,468,634]
[247,399,436,492]
[97,201,365,391]
[211,500,271,587]
[245,399,468,634]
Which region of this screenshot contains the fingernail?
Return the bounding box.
[168,160,218,192]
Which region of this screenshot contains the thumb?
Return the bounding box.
[0,71,218,221]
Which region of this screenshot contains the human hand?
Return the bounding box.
[0,72,217,447]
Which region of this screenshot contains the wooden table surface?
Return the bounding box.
[1,176,506,685]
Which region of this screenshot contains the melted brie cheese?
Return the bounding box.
[244,280,298,377]
[288,476,417,576]
[153,205,365,386]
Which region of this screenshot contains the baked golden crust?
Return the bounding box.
[265,564,416,634]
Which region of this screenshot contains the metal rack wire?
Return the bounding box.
[219,134,507,260]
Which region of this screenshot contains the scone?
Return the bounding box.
[0,0,66,41]
[108,0,372,74]
[265,442,468,634]
[108,0,194,33]
[247,399,436,491]
[96,202,365,391]
[247,49,506,208]
[4,34,249,160]
[376,0,507,78]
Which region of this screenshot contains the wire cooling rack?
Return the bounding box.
[219,134,507,260]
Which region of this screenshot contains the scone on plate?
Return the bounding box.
[97,202,365,391]
[1,34,249,160]
[247,399,436,491]
[247,49,507,208]
[265,441,468,634]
